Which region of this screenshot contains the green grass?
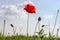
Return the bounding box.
[0,29,60,40]
[0,32,60,40]
[0,35,60,40]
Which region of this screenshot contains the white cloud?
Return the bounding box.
[0,5,28,36]
[0,5,27,20]
[0,9,5,16]
[1,5,9,9]
[44,15,53,20]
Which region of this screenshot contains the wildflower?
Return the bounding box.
[24,3,36,40]
[24,3,36,13]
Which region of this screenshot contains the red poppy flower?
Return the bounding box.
[24,3,36,14]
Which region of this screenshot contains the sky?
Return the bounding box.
[0,0,60,37]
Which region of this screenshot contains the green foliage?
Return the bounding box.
[37,29,46,37]
[0,35,60,40]
[39,29,44,36]
[0,31,60,40]
[49,32,53,40]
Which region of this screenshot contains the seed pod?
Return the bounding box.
[42,25,45,27]
[10,24,14,27]
[38,17,41,22]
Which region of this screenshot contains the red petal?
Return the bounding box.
[24,3,36,13]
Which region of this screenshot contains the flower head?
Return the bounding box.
[24,3,36,13]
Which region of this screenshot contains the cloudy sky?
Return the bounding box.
[0,0,60,37]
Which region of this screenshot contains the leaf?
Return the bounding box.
[38,29,44,36]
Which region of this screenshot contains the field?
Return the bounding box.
[0,33,60,40]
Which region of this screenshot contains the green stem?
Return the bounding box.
[52,10,59,34]
[3,20,6,36]
[26,13,29,40]
[38,21,40,31]
[33,21,38,40]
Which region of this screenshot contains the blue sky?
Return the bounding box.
[0,0,60,37]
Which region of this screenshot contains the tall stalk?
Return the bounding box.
[33,17,41,40]
[56,28,59,40]
[10,24,15,35]
[3,20,6,36]
[26,13,29,40]
[33,21,38,40]
[52,10,59,34]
